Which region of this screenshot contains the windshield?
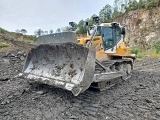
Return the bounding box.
[102,27,113,50]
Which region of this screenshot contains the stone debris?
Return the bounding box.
[0,75,9,81]
[0,45,160,120]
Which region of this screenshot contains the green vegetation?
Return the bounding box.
[138,49,160,58]
[0,43,8,48]
[59,0,160,35]
[130,48,139,55]
[30,0,160,36]
[145,0,159,10]
[131,40,160,59]
[0,40,9,48]
[154,41,160,54]
[0,28,36,45]
[0,28,8,34]
[11,33,36,44]
[18,38,36,44]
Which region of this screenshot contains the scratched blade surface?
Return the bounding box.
[37,32,77,45]
[23,42,95,96]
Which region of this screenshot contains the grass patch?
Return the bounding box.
[17,38,36,44]
[130,47,160,59]
[0,27,36,45]
[150,49,160,58]
[10,33,36,44]
[14,34,36,44]
[0,41,9,48]
[0,27,8,34]
[154,41,160,54]
[130,48,139,55]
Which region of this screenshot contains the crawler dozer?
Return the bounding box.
[23,16,135,96]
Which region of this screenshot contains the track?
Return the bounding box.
[0,48,160,119]
[92,59,132,90]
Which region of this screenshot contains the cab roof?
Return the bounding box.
[99,22,121,27]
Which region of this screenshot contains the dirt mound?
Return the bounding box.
[0,34,35,53]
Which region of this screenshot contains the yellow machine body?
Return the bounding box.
[77,22,133,62]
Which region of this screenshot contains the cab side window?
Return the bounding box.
[115,28,121,43]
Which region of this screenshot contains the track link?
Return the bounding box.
[91,59,133,90]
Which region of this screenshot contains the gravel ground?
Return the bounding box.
[0,42,160,120]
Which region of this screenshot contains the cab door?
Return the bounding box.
[101,26,116,53]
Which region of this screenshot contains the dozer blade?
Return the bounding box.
[37,32,77,45]
[23,42,95,96]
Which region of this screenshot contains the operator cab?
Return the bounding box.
[89,23,125,53]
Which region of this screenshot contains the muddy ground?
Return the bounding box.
[0,41,160,120]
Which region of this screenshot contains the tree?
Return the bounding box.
[138,0,147,9]
[34,29,43,37]
[124,0,129,11]
[86,15,94,26]
[112,0,120,18]
[120,4,126,13]
[61,26,70,32]
[56,28,61,33]
[145,0,158,9]
[49,30,53,34]
[21,29,27,35]
[128,0,138,10]
[76,20,87,35]
[99,4,112,22]
[37,29,43,36]
[44,31,48,35]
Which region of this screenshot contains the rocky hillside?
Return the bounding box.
[0,28,36,52]
[115,7,160,49]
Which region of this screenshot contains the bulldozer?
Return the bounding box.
[22,16,135,96]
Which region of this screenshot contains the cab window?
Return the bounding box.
[101,27,113,50]
[115,28,121,43]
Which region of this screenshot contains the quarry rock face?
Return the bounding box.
[114,7,160,48]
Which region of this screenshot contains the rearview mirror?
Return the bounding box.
[86,22,89,26]
[121,27,125,35]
